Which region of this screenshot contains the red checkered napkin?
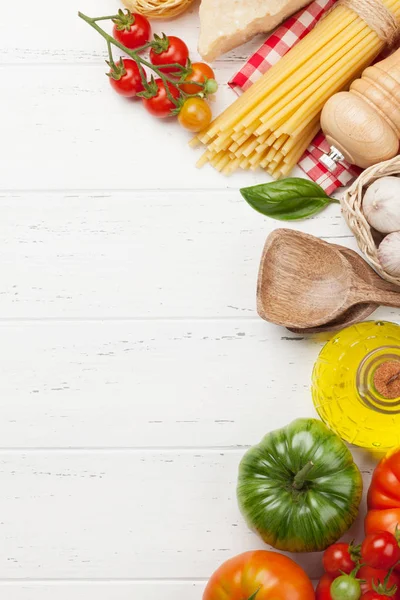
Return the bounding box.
[229,0,361,193]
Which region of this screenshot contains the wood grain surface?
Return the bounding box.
[1,1,399,597]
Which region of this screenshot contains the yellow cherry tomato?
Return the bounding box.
[178,97,212,132]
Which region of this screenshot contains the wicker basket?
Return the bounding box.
[341,155,400,286]
[122,0,195,19]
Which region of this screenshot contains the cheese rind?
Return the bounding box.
[198,0,313,62]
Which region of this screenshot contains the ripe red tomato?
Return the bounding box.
[317,574,336,600]
[178,97,212,132]
[366,449,400,545]
[113,12,151,49]
[362,531,400,570]
[323,543,359,577]
[142,79,180,118]
[362,592,392,600]
[109,58,144,97]
[150,36,189,74]
[203,550,314,600]
[180,62,215,95]
[359,566,400,600]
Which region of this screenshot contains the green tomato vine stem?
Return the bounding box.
[78,11,213,108]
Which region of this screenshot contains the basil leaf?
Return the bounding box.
[240,178,333,221]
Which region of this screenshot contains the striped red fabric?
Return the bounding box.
[228,0,361,193]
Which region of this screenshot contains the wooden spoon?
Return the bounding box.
[288,246,400,334]
[257,229,400,329]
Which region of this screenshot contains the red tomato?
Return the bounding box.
[203,551,315,600]
[362,592,392,600]
[362,531,400,570]
[142,79,180,118]
[323,543,359,577]
[109,58,144,97]
[366,448,400,571]
[150,36,189,74]
[359,566,400,600]
[317,574,336,600]
[113,12,151,49]
[178,97,212,132]
[180,62,215,95]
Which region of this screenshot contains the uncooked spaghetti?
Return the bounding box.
[191,0,400,177]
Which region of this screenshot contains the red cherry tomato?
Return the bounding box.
[113,12,151,49]
[180,62,215,95]
[142,79,180,118]
[362,592,392,600]
[150,36,189,74]
[317,574,336,600]
[109,58,144,97]
[361,531,400,570]
[359,566,400,600]
[323,543,359,577]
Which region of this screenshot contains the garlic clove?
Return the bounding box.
[362,176,400,234]
[378,231,400,277]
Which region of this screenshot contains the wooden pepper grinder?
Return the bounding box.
[320,48,400,170]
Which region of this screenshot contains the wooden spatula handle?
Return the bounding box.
[353,284,400,308]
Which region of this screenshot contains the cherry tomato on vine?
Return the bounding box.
[361,531,400,570]
[108,58,145,97]
[180,62,216,95]
[317,574,336,600]
[178,97,212,132]
[150,35,189,74]
[112,10,151,50]
[142,79,180,118]
[359,566,400,599]
[323,543,360,577]
[331,575,362,600]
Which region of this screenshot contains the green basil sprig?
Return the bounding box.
[240,178,339,221]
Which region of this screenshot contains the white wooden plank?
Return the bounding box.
[1,316,396,449]
[0,319,322,447]
[0,582,204,600]
[0,0,265,65]
[0,192,355,318]
[0,449,376,579]
[0,65,307,190]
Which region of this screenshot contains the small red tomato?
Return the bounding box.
[150,35,189,74]
[359,566,400,600]
[317,574,336,600]
[178,97,212,132]
[109,58,144,97]
[362,592,392,600]
[142,79,180,118]
[180,62,216,95]
[362,531,400,570]
[323,543,359,577]
[113,10,151,50]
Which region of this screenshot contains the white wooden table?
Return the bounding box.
[0,2,398,598]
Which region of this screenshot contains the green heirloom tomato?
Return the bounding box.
[237,418,363,553]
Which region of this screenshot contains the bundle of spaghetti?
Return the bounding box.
[191,0,400,177]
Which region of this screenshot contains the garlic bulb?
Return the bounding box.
[362,177,400,234]
[378,232,400,277]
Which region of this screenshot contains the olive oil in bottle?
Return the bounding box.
[312,321,400,449]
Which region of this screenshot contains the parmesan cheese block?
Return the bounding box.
[198,0,312,62]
